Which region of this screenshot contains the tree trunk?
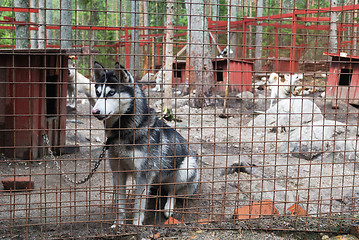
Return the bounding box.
[130,0,140,77]
[14,0,29,49]
[30,0,37,48]
[247,0,253,59]
[229,0,239,58]
[211,0,218,21]
[60,0,73,49]
[163,0,174,114]
[46,0,52,46]
[354,0,358,55]
[329,0,338,54]
[185,0,215,108]
[254,0,263,72]
[38,0,45,48]
[143,0,150,72]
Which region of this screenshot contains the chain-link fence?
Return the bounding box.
[1,0,359,239]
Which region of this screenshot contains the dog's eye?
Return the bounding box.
[107,90,116,96]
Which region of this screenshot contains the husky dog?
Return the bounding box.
[68,62,97,107]
[216,46,233,58]
[268,72,301,108]
[91,62,199,226]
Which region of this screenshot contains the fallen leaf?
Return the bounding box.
[152,232,161,239]
[187,235,198,240]
[327,234,359,240]
[197,218,211,224]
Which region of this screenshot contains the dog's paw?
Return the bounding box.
[132,219,143,226]
[110,220,124,229]
[164,197,175,218]
[163,209,172,219]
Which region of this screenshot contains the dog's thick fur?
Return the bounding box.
[91,62,199,226]
[68,62,97,107]
[268,72,301,108]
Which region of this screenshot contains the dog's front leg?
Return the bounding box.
[111,171,127,228]
[270,86,277,108]
[132,175,150,225]
[67,85,76,108]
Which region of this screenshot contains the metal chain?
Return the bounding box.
[42,134,106,185]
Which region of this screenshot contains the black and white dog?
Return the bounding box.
[91,62,199,227]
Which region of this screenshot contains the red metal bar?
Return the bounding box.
[208,4,359,31]
[0,26,38,30]
[0,7,38,13]
[44,25,185,31]
[211,21,331,31]
[296,17,330,21]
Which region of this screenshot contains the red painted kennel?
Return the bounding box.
[213,59,253,92]
[0,49,68,160]
[325,52,359,105]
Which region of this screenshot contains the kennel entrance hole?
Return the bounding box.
[339,68,353,86]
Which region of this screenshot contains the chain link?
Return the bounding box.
[43,134,106,185]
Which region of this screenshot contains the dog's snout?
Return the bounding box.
[92,108,100,115]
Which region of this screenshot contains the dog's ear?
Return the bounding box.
[114,62,121,81]
[283,74,290,82]
[114,63,134,84]
[93,61,106,82]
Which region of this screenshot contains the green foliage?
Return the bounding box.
[0,0,15,47]
[0,0,356,64]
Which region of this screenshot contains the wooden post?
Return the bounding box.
[290,13,297,73]
[242,18,247,59]
[125,27,130,69]
[151,37,156,73]
[275,28,279,71]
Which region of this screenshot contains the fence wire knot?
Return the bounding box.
[42,134,106,185]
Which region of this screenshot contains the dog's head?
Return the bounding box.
[268,72,279,84]
[284,73,302,84]
[92,62,135,121]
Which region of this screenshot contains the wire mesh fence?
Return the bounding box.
[1,0,359,239]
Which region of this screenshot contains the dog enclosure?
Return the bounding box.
[1,0,359,239]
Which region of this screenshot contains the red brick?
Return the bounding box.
[2,176,34,191]
[164,217,181,225]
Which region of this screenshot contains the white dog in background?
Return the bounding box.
[68,62,97,108]
[139,68,164,92]
[151,68,164,92]
[268,72,302,108]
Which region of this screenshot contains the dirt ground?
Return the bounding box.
[1,75,359,239]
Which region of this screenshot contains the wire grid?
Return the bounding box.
[1,0,359,239]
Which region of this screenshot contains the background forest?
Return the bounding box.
[0,0,358,90]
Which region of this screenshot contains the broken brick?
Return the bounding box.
[287,203,308,216]
[234,199,280,220]
[164,217,181,225]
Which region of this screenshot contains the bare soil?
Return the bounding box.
[1,79,359,239]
